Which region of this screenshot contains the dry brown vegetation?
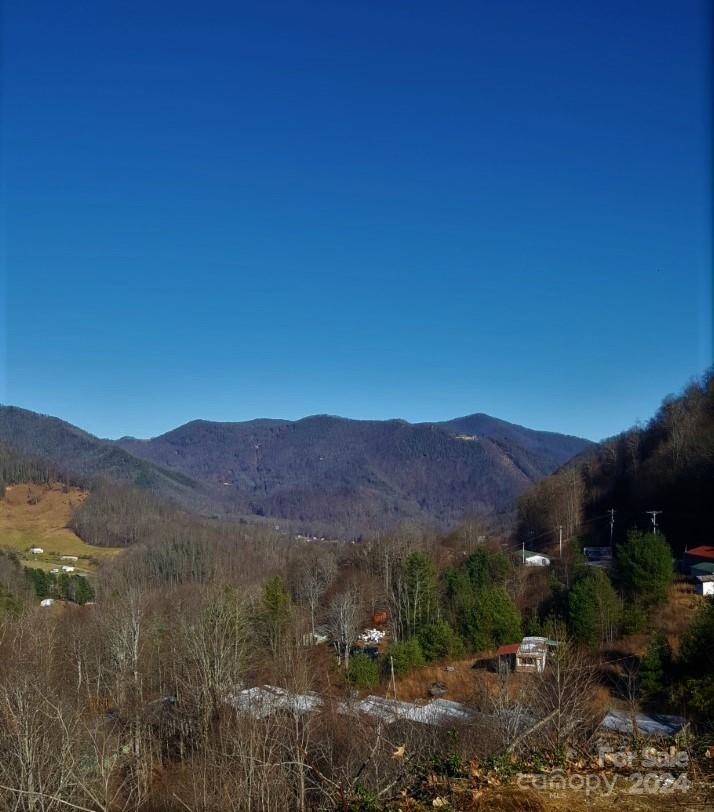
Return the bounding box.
[0,482,122,571]
[5,507,691,812]
[2,365,713,812]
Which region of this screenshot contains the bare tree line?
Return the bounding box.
[0,517,612,812]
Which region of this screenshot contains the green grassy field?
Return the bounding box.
[0,482,123,572]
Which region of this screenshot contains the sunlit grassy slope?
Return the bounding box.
[0,482,122,572]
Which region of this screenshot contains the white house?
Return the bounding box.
[695,575,714,596]
[62,565,75,573]
[522,549,551,567]
[40,598,55,608]
[29,547,44,555]
[50,568,60,574]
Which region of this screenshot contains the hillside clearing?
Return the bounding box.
[0,482,122,571]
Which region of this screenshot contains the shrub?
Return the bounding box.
[387,638,425,675]
[418,619,465,661]
[347,653,380,689]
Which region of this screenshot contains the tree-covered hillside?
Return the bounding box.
[0,403,592,534]
[118,413,591,533]
[0,405,204,508]
[518,368,714,552]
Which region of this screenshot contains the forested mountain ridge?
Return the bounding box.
[434,413,590,481]
[118,413,592,533]
[0,405,203,506]
[518,369,714,551]
[0,404,592,534]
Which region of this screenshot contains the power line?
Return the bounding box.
[646,510,663,534]
[513,513,611,552]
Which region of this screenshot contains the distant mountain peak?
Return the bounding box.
[0,404,592,535]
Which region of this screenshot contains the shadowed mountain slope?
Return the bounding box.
[434,413,591,480]
[0,404,591,534]
[117,413,592,533]
[0,405,201,505]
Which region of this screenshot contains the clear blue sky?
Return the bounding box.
[1,1,711,441]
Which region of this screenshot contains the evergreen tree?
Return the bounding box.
[260,575,291,653]
[639,632,672,705]
[464,548,510,588]
[73,576,95,605]
[388,637,425,675]
[346,653,380,688]
[25,567,51,599]
[615,530,673,606]
[445,556,521,652]
[444,567,476,635]
[678,597,714,723]
[418,619,464,661]
[474,586,521,650]
[568,567,620,646]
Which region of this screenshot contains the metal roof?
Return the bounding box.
[599,709,687,738]
[229,686,322,718]
[517,636,548,656]
[690,562,714,574]
[355,695,477,726]
[686,545,714,561]
[230,686,477,728]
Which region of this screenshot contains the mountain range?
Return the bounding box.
[0,405,592,534]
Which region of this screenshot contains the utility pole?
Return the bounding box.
[558,525,563,559]
[646,510,662,535]
[522,541,525,565]
[609,508,615,551]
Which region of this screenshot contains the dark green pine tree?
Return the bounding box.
[615,529,673,607]
[639,632,673,705]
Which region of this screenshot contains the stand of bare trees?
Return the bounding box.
[0,507,623,811]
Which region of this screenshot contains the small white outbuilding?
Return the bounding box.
[62,565,75,573]
[29,547,44,554]
[521,550,551,567]
[40,598,55,608]
[695,575,714,596]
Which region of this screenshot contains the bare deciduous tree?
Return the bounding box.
[327,590,361,669]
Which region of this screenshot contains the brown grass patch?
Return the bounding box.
[0,482,122,571]
[656,577,701,654]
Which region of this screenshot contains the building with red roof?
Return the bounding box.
[685,545,714,573]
